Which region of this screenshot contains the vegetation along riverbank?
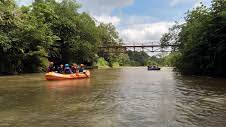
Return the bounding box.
[161,0,226,77]
[1,0,226,77]
[0,0,125,74]
[0,0,163,74]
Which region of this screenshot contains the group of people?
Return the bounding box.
[47,62,85,74]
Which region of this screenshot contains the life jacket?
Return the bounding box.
[79,67,84,72]
[64,67,72,74]
[47,66,55,72]
[57,67,64,73]
[72,67,78,73]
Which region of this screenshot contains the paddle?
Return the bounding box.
[83,70,90,78]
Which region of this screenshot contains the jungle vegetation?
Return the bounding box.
[0,0,128,74]
[2,0,225,76]
[161,0,226,76]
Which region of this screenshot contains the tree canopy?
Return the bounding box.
[161,0,226,76]
[0,0,123,74]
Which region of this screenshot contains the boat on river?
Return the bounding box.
[45,71,90,81]
[147,66,161,71]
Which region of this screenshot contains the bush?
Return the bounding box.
[163,52,182,67]
[111,62,120,68]
[95,57,109,68]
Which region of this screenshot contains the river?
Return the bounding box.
[0,67,226,127]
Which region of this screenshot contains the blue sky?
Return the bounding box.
[17,0,211,42]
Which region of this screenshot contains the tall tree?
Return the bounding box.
[160,0,226,76]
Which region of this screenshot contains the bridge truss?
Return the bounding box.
[99,42,178,53]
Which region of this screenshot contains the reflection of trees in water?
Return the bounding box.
[173,73,226,95]
[46,79,91,89]
[172,74,226,127]
[45,79,91,96]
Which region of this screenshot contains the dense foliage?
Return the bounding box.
[161,0,226,76]
[0,0,122,74]
[126,51,167,67]
[127,51,150,66]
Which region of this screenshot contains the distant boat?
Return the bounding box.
[147,66,161,71]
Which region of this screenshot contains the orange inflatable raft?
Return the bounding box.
[45,71,90,81]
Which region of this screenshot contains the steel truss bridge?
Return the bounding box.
[99,42,178,53]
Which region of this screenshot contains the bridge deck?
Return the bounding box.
[99,43,178,53]
[100,44,178,48]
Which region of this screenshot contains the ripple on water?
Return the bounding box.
[0,68,226,127]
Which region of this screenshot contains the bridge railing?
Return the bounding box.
[99,42,178,53]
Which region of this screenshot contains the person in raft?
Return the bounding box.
[71,63,79,73]
[57,64,64,74]
[64,64,73,74]
[79,64,86,73]
[47,62,55,72]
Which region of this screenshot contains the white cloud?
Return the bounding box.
[119,15,157,27]
[16,0,33,6]
[78,0,134,15]
[193,0,211,8]
[119,22,174,42]
[193,0,202,8]
[170,0,189,6]
[170,0,211,7]
[93,14,174,42]
[93,15,121,26]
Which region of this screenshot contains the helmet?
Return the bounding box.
[65,64,69,67]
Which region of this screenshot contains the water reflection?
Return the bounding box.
[46,79,91,90]
[0,68,226,127]
[173,74,226,127]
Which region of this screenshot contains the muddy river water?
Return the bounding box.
[0,67,226,127]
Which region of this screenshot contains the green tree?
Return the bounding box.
[127,51,150,66]
[161,0,226,76]
[0,0,132,74]
[0,0,25,73]
[163,52,181,67]
[97,23,123,63]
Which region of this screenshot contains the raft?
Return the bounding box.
[147,66,161,71]
[45,71,90,81]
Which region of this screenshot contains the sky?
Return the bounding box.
[17,0,211,43]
